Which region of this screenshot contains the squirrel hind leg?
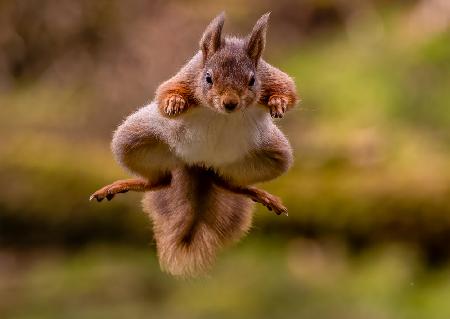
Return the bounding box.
[111,104,182,181]
[89,174,172,202]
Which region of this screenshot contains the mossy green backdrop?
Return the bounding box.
[0,1,449,318]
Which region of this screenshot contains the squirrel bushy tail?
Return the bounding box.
[142,166,254,277]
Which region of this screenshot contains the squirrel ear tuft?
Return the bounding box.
[246,12,270,65]
[200,12,225,62]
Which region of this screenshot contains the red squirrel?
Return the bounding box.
[91,12,298,277]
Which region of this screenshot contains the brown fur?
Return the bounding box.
[156,80,199,116]
[211,176,287,216]
[91,13,296,277]
[101,102,293,276]
[110,108,183,179]
[200,12,225,62]
[91,175,287,214]
[155,12,298,118]
[90,177,171,202]
[143,166,253,277]
[258,60,298,111]
[218,127,293,185]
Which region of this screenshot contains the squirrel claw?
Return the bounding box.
[164,94,186,116]
[89,194,104,202]
[89,194,100,202]
[268,95,288,118]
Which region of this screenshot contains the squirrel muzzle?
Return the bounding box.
[221,93,240,112]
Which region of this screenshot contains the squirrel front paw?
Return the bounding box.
[164,94,187,116]
[268,95,288,118]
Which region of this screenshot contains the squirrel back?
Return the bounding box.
[143,166,253,277]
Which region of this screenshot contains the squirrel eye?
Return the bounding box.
[248,75,255,86]
[205,72,213,84]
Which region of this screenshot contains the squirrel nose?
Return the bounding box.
[222,96,239,112]
[223,101,238,111]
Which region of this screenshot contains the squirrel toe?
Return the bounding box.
[268,95,288,118]
[164,95,186,116]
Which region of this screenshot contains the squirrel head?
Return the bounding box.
[197,12,270,114]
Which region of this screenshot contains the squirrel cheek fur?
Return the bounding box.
[102,13,297,277]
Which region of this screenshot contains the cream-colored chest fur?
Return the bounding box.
[147,103,272,166]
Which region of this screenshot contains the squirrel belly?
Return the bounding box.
[147,101,276,167]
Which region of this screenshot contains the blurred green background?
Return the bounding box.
[1,0,450,318]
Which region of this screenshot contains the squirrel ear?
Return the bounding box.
[246,12,270,65]
[200,12,225,62]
